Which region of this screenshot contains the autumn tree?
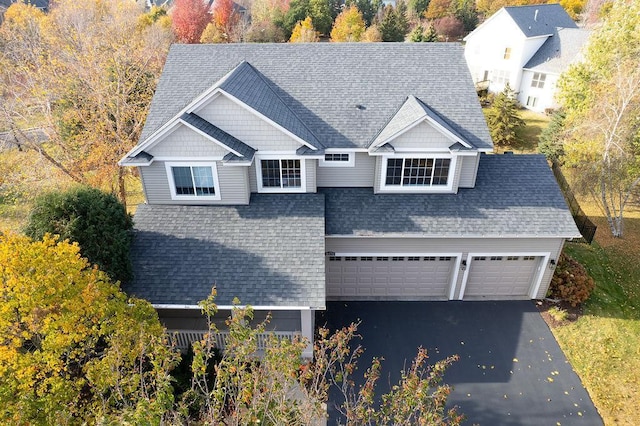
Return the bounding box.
[199,0,243,43]
[0,233,178,424]
[425,0,453,19]
[0,0,172,208]
[330,5,366,42]
[171,0,211,43]
[174,290,462,424]
[485,83,525,146]
[23,186,133,283]
[379,1,410,41]
[556,0,640,237]
[363,24,383,41]
[245,20,287,42]
[290,16,320,42]
[345,0,383,26]
[433,15,465,39]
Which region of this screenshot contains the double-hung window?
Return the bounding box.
[258,158,305,192]
[384,157,451,189]
[166,162,220,200]
[531,72,546,88]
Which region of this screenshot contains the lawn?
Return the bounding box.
[483,107,550,154]
[514,110,640,424]
[550,200,640,425]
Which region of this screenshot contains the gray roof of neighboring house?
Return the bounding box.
[504,4,577,38]
[180,112,256,161]
[125,193,326,308]
[322,154,581,238]
[139,43,493,151]
[524,28,591,74]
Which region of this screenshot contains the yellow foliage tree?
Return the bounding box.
[0,0,173,207]
[330,5,366,42]
[290,16,320,42]
[0,233,178,423]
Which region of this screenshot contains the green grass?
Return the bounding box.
[484,107,550,154]
[553,242,640,425]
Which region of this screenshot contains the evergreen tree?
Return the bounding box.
[379,1,409,42]
[538,110,567,162]
[485,83,525,146]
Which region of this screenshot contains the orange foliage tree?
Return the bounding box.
[172,0,211,43]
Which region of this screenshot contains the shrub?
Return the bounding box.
[548,253,595,306]
[23,186,133,283]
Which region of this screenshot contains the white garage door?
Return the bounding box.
[326,255,456,300]
[464,255,541,298]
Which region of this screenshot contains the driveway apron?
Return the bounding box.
[320,301,602,425]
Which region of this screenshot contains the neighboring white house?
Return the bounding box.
[464,4,590,113]
[119,44,580,355]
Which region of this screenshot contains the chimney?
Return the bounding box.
[534,9,538,22]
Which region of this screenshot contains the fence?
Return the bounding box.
[550,160,597,244]
[167,329,299,352]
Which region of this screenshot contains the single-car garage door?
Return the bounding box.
[326,255,456,300]
[464,255,541,298]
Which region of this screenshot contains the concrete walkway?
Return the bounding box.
[320,301,602,425]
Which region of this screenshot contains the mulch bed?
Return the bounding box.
[535,299,583,328]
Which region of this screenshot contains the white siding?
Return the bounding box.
[195,95,303,152]
[147,124,230,158]
[140,161,250,205]
[316,152,375,187]
[305,159,317,193]
[518,70,560,113]
[326,236,566,300]
[390,121,453,150]
[459,154,479,188]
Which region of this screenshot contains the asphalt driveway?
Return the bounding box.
[319,301,602,425]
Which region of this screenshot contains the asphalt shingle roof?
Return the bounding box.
[322,154,581,238]
[139,43,492,151]
[524,28,591,74]
[180,112,256,160]
[125,193,326,308]
[504,4,577,38]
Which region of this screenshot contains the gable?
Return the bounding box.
[391,121,456,151]
[193,93,304,152]
[146,123,231,158]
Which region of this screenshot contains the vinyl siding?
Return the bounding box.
[459,154,479,188]
[157,309,302,332]
[140,161,250,205]
[390,121,454,150]
[195,94,303,152]
[326,236,566,300]
[317,152,375,187]
[147,124,230,158]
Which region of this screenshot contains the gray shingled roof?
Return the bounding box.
[218,61,323,149]
[524,28,591,74]
[139,43,492,151]
[124,194,326,308]
[322,154,581,238]
[180,112,256,160]
[504,4,577,38]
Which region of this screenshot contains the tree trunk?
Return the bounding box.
[118,167,127,211]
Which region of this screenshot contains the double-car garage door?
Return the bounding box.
[326,254,543,300]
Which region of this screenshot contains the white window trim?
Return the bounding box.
[379,154,456,193]
[256,156,307,193]
[319,152,355,168]
[165,162,221,201]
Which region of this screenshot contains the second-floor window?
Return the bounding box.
[531,72,546,88]
[166,162,221,200]
[385,158,451,187]
[260,159,302,189]
[503,47,512,60]
[319,152,354,167]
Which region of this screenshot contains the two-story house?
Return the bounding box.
[119,44,580,355]
[464,4,590,113]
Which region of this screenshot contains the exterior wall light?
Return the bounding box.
[549,259,557,269]
[461,260,467,271]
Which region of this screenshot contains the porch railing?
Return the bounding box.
[167,329,299,352]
